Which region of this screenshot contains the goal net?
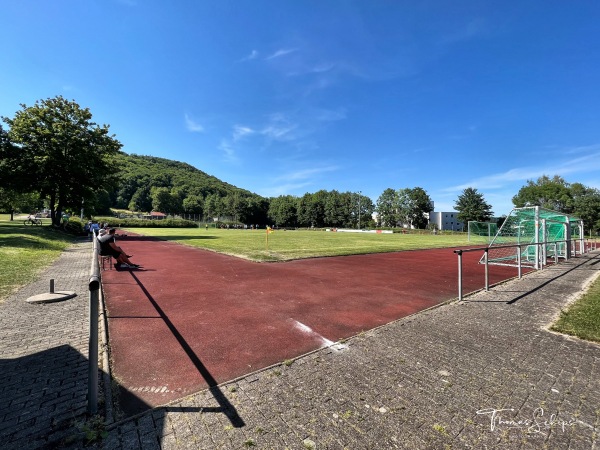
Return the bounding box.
[467,221,498,243]
[481,206,583,268]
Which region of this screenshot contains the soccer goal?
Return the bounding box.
[481,206,584,269]
[467,221,498,243]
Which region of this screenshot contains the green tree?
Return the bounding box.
[268,195,298,227]
[356,193,375,228]
[0,189,40,220]
[2,96,122,226]
[454,187,494,224]
[229,192,247,222]
[204,193,222,219]
[183,194,204,215]
[397,187,433,229]
[512,177,599,234]
[128,185,152,212]
[244,196,269,225]
[151,187,180,214]
[339,192,356,228]
[571,183,600,235]
[512,175,573,212]
[297,190,327,227]
[376,188,399,227]
[324,190,347,227]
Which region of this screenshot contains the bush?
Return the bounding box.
[92,217,198,228]
[63,216,86,235]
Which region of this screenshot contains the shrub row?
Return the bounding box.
[92,217,198,228]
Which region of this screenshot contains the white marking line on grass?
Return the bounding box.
[290,319,348,352]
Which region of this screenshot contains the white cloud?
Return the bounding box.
[233,125,255,141]
[261,165,339,197]
[562,143,600,155]
[261,124,297,141]
[444,148,600,193]
[184,114,204,132]
[436,145,600,215]
[274,166,339,182]
[258,113,299,141]
[265,48,297,60]
[218,140,238,163]
[240,50,259,62]
[311,63,335,74]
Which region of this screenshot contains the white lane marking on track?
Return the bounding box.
[290,319,348,351]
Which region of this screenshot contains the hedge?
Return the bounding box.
[92,217,198,228]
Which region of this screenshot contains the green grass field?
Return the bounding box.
[0,215,74,304]
[123,227,482,262]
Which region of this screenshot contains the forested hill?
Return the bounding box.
[109,153,268,222]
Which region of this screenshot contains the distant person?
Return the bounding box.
[90,221,100,236]
[84,220,93,240]
[97,228,139,269]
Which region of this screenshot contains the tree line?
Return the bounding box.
[1,96,599,234]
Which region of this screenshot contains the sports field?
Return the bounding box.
[123,227,485,261]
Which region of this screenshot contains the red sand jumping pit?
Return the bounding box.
[101,235,524,415]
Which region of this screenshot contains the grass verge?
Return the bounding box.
[0,217,74,304]
[551,274,600,344]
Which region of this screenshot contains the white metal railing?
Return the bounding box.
[454,238,598,301]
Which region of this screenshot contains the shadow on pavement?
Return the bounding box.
[0,345,89,448]
[506,254,599,304]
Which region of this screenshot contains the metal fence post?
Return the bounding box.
[456,250,463,301]
[517,245,522,279]
[484,248,489,291]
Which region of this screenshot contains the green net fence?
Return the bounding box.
[468,221,498,243]
[482,206,583,268]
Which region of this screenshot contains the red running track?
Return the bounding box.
[101,235,523,414]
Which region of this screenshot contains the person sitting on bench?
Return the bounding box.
[97,228,139,269]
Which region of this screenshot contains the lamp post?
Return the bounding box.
[357,191,361,230]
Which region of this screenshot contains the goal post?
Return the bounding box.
[481,206,584,269]
[467,221,498,243]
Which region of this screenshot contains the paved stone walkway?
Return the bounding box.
[1,240,599,449]
[0,239,95,449]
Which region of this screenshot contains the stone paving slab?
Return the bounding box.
[1,240,599,449]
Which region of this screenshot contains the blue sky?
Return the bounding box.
[2,1,600,216]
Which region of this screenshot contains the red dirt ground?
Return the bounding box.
[101,235,524,414]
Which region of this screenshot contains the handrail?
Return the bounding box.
[453,238,598,301]
[88,236,101,415]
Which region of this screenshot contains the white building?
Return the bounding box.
[429,211,464,231]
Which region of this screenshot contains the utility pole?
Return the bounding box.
[357,191,361,229]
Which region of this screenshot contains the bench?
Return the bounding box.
[99,254,113,270]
